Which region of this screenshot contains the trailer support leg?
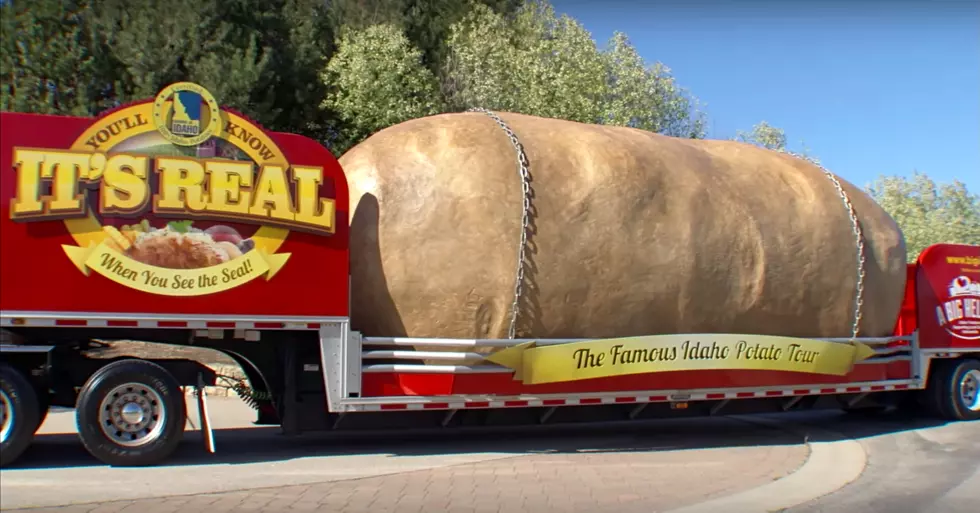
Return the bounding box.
[196,373,215,454]
[332,413,346,430]
[782,396,804,411]
[709,400,729,416]
[441,409,458,427]
[846,392,869,409]
[539,407,556,424]
[628,403,648,420]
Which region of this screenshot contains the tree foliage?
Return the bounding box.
[443,2,608,123]
[735,121,787,151]
[320,23,443,153]
[440,4,705,137]
[602,32,705,138]
[735,122,979,257]
[0,0,108,115]
[2,0,333,139]
[3,0,975,258]
[734,121,820,164]
[3,0,707,148]
[323,0,523,76]
[867,173,980,258]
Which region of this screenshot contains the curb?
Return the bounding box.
[664,413,868,513]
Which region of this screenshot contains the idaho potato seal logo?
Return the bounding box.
[8,82,337,297]
[152,82,221,146]
[938,275,980,340]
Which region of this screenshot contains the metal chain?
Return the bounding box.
[780,150,867,340]
[467,107,532,339]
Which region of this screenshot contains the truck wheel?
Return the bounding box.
[927,358,980,421]
[33,387,50,434]
[76,359,186,466]
[34,399,49,433]
[0,363,41,467]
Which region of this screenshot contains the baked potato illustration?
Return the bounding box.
[103,221,254,270]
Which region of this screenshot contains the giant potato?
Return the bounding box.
[341,112,907,342]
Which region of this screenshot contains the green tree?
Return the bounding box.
[323,0,522,77]
[3,0,334,140]
[249,0,335,139]
[88,0,299,132]
[867,172,980,258]
[401,0,523,71]
[735,121,786,151]
[733,122,979,256]
[320,23,443,154]
[442,2,705,137]
[0,0,110,115]
[325,0,407,32]
[442,2,607,123]
[734,121,820,164]
[602,32,705,138]
[440,3,520,111]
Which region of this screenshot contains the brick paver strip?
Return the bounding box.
[4,442,806,513]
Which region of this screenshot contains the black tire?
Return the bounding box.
[0,363,42,467]
[76,359,186,466]
[926,358,980,421]
[34,388,50,434]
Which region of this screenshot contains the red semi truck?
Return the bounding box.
[1,83,978,467]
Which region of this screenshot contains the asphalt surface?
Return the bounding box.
[784,411,979,513]
[1,399,808,512]
[0,399,976,512]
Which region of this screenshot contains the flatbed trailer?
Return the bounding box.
[1,83,978,467]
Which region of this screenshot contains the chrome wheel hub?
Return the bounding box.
[0,389,12,444]
[961,369,980,412]
[98,383,166,447]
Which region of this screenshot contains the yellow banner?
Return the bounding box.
[61,241,290,297]
[484,334,877,385]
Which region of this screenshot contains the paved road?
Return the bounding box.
[784,411,980,513]
[2,399,807,512]
[0,399,976,513]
